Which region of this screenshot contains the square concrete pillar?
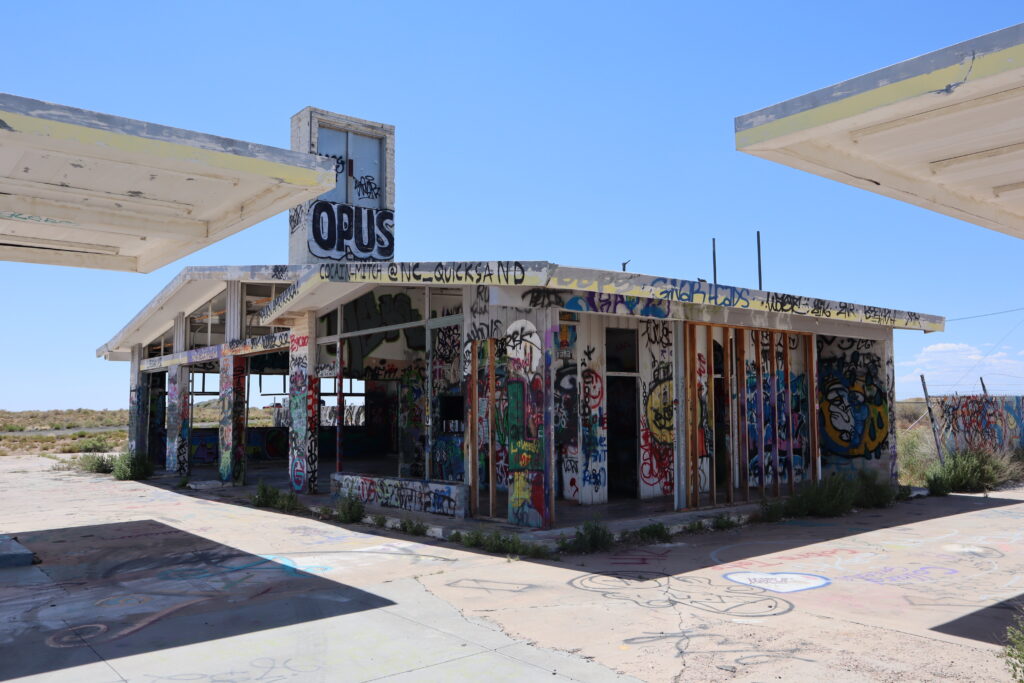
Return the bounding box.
[128,344,149,466]
[166,365,190,475]
[288,314,320,493]
[219,355,248,484]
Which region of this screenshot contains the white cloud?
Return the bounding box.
[896,340,1024,398]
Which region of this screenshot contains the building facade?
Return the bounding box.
[100,260,942,529]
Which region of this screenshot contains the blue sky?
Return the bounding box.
[3,2,1024,409]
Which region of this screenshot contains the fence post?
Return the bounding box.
[920,374,945,466]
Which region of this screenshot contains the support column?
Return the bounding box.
[128,344,149,466]
[672,321,687,510]
[166,312,190,476]
[219,355,248,484]
[166,366,190,475]
[542,308,557,529]
[225,281,243,341]
[288,314,319,493]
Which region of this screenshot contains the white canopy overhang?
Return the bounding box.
[735,24,1024,239]
[0,93,336,272]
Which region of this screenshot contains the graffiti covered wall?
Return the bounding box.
[816,335,895,479]
[935,394,1024,455]
[331,473,468,518]
[464,289,553,526]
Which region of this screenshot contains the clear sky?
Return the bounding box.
[3,2,1024,409]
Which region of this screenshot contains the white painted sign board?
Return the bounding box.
[289,108,395,265]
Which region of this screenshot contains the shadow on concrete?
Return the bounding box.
[1,519,393,680]
[931,593,1024,645]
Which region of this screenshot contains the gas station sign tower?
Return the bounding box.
[288,108,395,265]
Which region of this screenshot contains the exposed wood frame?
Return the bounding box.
[468,340,479,517]
[783,333,795,496]
[723,327,734,505]
[488,339,497,518]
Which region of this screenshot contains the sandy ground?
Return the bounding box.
[0,452,1018,682]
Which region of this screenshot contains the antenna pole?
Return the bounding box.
[756,230,763,290]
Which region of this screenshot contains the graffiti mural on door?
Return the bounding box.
[816,335,892,476]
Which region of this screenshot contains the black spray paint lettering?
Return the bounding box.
[308,200,395,261]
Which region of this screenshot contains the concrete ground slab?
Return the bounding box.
[1,452,1020,681]
[0,534,34,567]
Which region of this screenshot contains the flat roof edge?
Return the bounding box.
[96,265,311,358]
[734,23,1024,142]
[1,92,336,173]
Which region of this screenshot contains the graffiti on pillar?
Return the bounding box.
[554,324,579,501]
[398,361,427,477]
[504,318,547,528]
[579,341,607,505]
[430,323,464,482]
[306,376,320,493]
[695,351,712,493]
[289,333,312,492]
[219,357,246,485]
[128,382,147,464]
[816,336,892,475]
[166,368,191,477]
[639,320,674,497]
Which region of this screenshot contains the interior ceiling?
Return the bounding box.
[0,93,336,272]
[735,24,1024,240]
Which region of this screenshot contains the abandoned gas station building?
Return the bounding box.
[98,258,943,529]
[91,108,945,530]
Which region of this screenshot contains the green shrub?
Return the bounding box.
[336,494,366,523]
[448,530,463,543]
[784,474,858,517]
[1004,611,1024,682]
[275,490,302,513]
[398,518,428,536]
[557,520,614,554]
[112,452,153,480]
[459,530,550,559]
[684,519,705,533]
[854,469,895,509]
[76,453,115,473]
[250,479,281,508]
[712,514,738,530]
[619,523,672,545]
[175,476,190,489]
[896,484,913,501]
[939,450,1015,493]
[463,529,485,547]
[372,514,388,528]
[897,428,938,487]
[759,499,785,523]
[72,430,88,439]
[926,469,951,496]
[59,436,111,453]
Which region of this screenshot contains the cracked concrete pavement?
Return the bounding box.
[1,453,1020,681]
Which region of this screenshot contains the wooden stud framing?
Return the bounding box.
[488,340,497,517]
[736,331,749,503]
[783,334,794,496]
[723,327,734,504]
[706,325,716,507]
[754,332,766,500]
[806,335,820,483]
[688,323,700,508]
[770,332,781,498]
[468,340,479,517]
